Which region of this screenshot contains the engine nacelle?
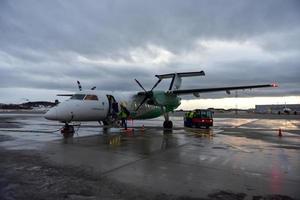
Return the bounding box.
[152,91,181,108]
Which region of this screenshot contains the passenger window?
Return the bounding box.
[84,95,99,101]
[70,94,86,100]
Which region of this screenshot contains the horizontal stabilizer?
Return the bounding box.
[155,71,205,79]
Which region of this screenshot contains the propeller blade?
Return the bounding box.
[151,79,162,91]
[77,81,82,91]
[136,96,148,111]
[134,79,147,92]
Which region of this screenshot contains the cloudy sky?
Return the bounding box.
[0,0,299,108]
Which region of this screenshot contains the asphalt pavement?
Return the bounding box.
[0,113,299,200]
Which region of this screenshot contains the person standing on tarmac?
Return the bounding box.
[189,111,195,119]
[119,105,129,130]
[185,111,192,127]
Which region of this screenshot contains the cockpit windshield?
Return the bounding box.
[70,94,86,100]
[84,95,98,101]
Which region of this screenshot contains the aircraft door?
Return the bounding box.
[99,95,110,119]
[107,95,119,119]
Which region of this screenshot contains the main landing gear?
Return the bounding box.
[163,120,173,129]
[162,108,173,129]
[61,123,75,138]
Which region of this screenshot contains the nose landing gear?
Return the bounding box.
[61,123,75,138]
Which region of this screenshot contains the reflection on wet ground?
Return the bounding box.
[214,118,258,128]
[239,119,300,130]
[0,115,262,144]
[0,113,300,199]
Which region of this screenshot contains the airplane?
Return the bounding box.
[278,104,294,115]
[282,107,292,115]
[44,71,278,137]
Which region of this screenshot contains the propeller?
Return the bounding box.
[134,78,162,111]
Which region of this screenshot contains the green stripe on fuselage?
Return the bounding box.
[133,107,162,119]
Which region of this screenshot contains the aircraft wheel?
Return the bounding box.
[63,131,74,138]
[102,120,109,126]
[61,125,74,138]
[163,120,173,129]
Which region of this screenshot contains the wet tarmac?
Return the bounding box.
[0,113,300,200]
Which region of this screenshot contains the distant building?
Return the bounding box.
[255,104,300,114]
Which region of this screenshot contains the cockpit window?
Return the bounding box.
[70,94,86,100]
[84,95,98,101]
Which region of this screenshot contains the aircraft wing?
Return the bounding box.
[171,83,278,95]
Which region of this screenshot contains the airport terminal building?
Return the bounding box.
[255,104,300,114]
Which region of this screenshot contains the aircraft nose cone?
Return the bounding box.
[44,107,57,120]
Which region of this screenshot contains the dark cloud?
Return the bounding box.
[1,0,300,54]
[0,0,299,102]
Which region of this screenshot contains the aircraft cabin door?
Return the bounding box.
[106,95,119,118]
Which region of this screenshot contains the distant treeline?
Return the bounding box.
[0,101,57,109]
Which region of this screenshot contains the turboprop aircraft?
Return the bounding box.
[44,71,278,134]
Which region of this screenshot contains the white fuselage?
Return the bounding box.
[44,90,166,122]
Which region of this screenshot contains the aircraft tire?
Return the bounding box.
[102,120,109,126]
[61,125,74,138]
[163,120,173,129]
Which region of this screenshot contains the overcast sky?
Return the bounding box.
[0,0,300,104]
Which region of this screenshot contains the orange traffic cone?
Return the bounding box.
[278,128,282,137]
